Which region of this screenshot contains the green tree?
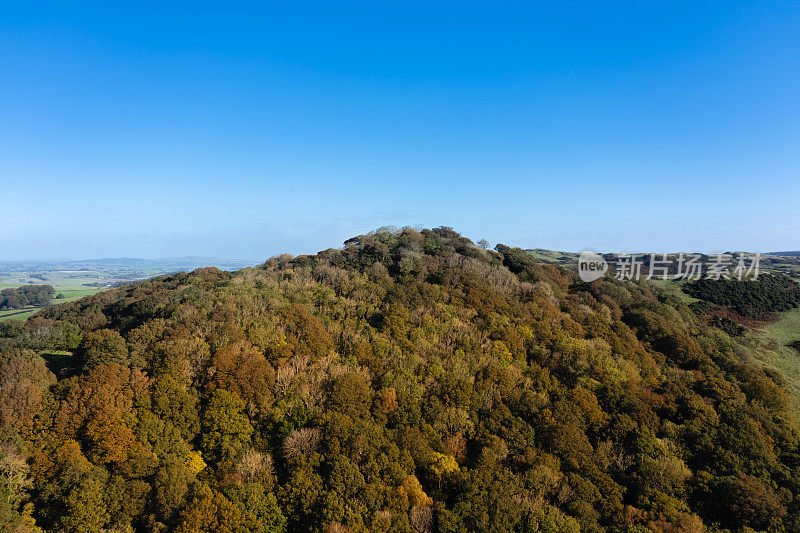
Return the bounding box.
[78,328,129,369]
[201,389,253,466]
[225,482,286,533]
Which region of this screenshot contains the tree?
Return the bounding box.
[53,363,148,466]
[201,389,253,466]
[211,341,275,419]
[0,353,55,438]
[152,453,195,525]
[36,440,109,532]
[327,371,371,418]
[0,441,34,527]
[278,458,323,529]
[225,481,286,533]
[77,328,129,369]
[282,428,322,461]
[152,373,200,441]
[58,321,83,350]
[176,483,252,532]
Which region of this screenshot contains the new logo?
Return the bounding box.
[578,251,608,282]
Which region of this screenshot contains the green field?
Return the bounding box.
[0,308,40,321]
[526,248,579,263]
[650,278,700,305]
[745,307,800,411]
[52,287,105,299]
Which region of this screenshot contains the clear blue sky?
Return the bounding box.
[2,2,799,260]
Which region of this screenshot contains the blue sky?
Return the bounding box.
[2,2,799,260]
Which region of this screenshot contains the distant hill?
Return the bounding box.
[0,256,257,273]
[769,250,800,257]
[526,249,800,279]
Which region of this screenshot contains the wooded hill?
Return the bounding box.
[0,227,797,532]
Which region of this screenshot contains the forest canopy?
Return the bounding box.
[0,227,797,532]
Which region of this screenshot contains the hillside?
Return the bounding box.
[0,227,798,532]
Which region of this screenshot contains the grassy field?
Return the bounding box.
[526,248,579,264]
[650,278,700,305]
[0,308,40,321]
[745,307,800,412]
[52,287,105,299]
[758,307,800,347]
